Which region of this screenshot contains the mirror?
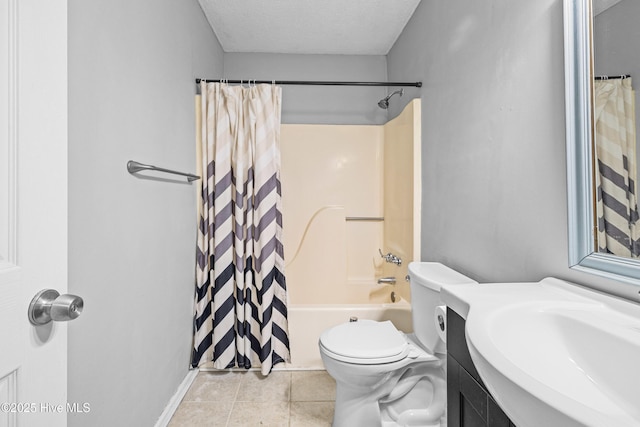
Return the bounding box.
[565,0,640,286]
[593,2,640,259]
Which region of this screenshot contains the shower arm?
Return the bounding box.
[384,89,404,101]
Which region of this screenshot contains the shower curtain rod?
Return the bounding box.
[195,78,422,87]
[595,74,631,80]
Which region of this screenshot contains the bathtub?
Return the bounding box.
[282,294,413,370]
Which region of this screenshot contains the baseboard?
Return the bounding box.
[154,368,199,427]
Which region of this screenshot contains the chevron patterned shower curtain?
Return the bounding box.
[192,82,290,374]
[594,78,640,257]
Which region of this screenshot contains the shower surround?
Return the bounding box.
[280,100,422,369]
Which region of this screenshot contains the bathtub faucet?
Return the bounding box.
[379,249,402,266]
[377,277,397,285]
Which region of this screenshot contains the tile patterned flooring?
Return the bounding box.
[169,370,336,427]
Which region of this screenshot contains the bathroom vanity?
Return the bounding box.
[447,308,515,427]
[442,277,640,427]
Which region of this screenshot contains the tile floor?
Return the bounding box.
[168,370,336,427]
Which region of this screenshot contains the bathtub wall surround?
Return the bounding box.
[383,99,422,301]
[280,100,421,306]
[280,124,383,305]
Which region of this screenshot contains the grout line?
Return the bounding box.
[288,371,293,427]
[224,400,234,427]
[172,370,334,426]
[225,372,243,426]
[232,371,243,402]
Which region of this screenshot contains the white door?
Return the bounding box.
[1,1,68,426]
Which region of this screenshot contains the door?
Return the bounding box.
[1,1,68,426]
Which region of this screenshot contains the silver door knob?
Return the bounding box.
[28,289,84,325]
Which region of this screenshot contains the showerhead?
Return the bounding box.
[377,88,404,109]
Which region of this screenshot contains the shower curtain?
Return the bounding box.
[192,82,290,375]
[594,78,640,257]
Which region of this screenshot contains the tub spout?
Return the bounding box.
[377,277,397,285]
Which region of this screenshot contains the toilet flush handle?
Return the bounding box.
[437,314,445,332]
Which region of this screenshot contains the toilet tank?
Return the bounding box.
[408,262,477,354]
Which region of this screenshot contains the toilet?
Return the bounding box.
[319,262,478,427]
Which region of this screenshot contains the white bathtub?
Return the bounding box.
[282,296,413,370]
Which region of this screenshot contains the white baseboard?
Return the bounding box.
[154,368,199,427]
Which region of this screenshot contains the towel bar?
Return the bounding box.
[345,217,384,222]
[127,160,200,182]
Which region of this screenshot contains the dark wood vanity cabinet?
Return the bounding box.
[447,308,516,427]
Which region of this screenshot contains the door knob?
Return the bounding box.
[28,289,84,325]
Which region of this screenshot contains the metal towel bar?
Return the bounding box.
[127,160,200,182]
[345,217,384,222]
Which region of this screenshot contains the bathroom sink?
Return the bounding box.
[441,278,640,427]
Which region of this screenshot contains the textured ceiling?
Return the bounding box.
[198,0,422,55]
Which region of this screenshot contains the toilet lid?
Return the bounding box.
[319,320,408,362]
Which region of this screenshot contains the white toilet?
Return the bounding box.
[319,262,478,427]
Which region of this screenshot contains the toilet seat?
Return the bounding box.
[319,320,416,364]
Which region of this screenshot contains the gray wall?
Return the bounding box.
[594,0,640,80]
[67,1,223,425]
[387,0,636,295]
[224,53,389,124]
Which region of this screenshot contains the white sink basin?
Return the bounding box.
[441,278,640,427]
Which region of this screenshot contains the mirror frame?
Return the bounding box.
[564,0,640,287]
